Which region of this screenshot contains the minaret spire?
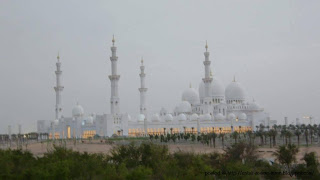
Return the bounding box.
[54,53,64,120]
[233,75,236,82]
[109,36,120,114]
[205,40,208,52]
[139,57,148,116]
[202,41,213,113]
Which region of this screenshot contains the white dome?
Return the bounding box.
[164,114,173,122]
[228,113,236,120]
[190,113,199,121]
[178,101,192,113]
[239,113,247,120]
[182,87,200,105]
[72,103,84,117]
[178,113,187,121]
[151,113,160,122]
[53,119,59,126]
[225,81,246,101]
[216,113,225,121]
[201,113,212,121]
[211,77,225,97]
[86,116,94,124]
[250,102,260,110]
[160,107,167,116]
[138,114,145,122]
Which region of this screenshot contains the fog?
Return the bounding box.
[0,0,319,133]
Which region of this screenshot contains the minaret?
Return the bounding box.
[202,41,212,113]
[109,35,120,114]
[139,57,148,116]
[54,53,64,120]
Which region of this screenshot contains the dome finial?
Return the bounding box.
[57,52,60,62]
[205,40,208,52]
[233,75,236,82]
[112,34,115,45]
[189,83,192,88]
[141,56,144,65]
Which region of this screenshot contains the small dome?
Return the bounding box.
[138,114,145,122]
[239,113,247,120]
[250,101,260,110]
[178,101,192,113]
[182,87,200,105]
[211,77,225,97]
[86,116,94,124]
[216,113,225,121]
[228,113,236,120]
[201,113,211,121]
[160,107,167,116]
[53,119,59,126]
[225,81,246,101]
[190,113,199,121]
[164,114,173,122]
[72,103,84,117]
[178,113,187,121]
[151,113,160,122]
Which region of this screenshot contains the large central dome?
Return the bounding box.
[199,76,225,98]
[182,87,200,105]
[225,80,246,101]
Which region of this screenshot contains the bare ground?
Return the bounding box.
[2,140,320,163]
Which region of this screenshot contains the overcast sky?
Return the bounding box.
[1,0,319,133]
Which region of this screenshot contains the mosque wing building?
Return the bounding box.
[37,37,276,139]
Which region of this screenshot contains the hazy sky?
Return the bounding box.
[1,0,320,133]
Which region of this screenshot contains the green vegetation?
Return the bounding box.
[1,141,319,180]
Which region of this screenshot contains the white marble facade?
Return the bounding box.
[37,38,275,139]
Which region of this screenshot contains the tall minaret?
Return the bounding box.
[109,35,120,114]
[54,53,64,120]
[202,41,212,113]
[139,57,148,116]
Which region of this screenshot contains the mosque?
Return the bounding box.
[37,37,276,139]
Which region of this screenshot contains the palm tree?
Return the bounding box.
[219,133,225,149]
[231,131,239,144]
[286,131,293,144]
[280,128,287,145]
[273,144,299,172]
[211,132,217,148]
[269,129,277,147]
[246,131,253,145]
[304,128,309,147]
[294,129,302,147]
[256,130,264,146]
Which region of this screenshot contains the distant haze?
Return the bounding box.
[0,1,319,133]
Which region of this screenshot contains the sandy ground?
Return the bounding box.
[2,140,320,163]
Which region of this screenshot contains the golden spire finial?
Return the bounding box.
[189,83,192,88]
[57,52,60,61]
[112,34,115,45]
[141,56,144,64]
[205,40,208,51]
[233,75,236,82]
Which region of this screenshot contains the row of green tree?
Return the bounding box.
[149,124,320,148]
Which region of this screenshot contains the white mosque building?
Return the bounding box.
[37,37,276,139]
